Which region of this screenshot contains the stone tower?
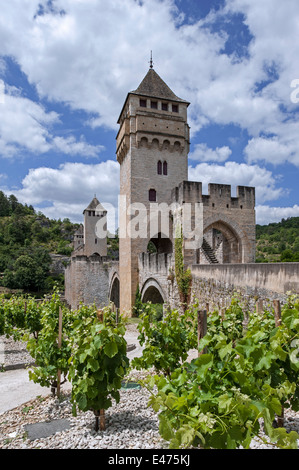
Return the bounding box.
[116,65,190,313]
[83,196,107,257]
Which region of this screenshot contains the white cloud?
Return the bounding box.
[244,136,296,166]
[256,204,299,225]
[188,161,284,204]
[6,160,120,226]
[1,0,299,166]
[0,0,231,132]
[0,0,298,228]
[189,143,232,162]
[0,85,104,158]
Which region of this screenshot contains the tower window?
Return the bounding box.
[151,101,158,109]
[157,160,162,175]
[95,238,98,244]
[140,99,146,107]
[149,189,156,202]
[163,161,168,175]
[172,104,178,112]
[162,102,168,111]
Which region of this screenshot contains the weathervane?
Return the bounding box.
[149,51,153,69]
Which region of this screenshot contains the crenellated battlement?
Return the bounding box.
[138,252,173,273]
[171,181,255,209]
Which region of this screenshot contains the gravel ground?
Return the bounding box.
[0,325,299,450]
[0,372,167,450]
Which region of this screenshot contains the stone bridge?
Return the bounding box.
[107,252,178,312]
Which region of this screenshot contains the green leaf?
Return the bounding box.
[159,414,174,441]
[78,394,88,411]
[104,340,118,358]
[218,342,233,360]
[218,394,233,413]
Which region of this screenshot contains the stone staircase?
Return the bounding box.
[202,237,219,264]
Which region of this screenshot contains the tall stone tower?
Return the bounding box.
[83,196,107,257]
[116,64,190,313]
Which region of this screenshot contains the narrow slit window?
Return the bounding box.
[149,189,156,202]
[163,161,168,175]
[157,160,162,175]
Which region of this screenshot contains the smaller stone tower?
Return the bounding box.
[83,196,107,257]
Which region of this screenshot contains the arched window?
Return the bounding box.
[149,189,156,202]
[163,161,168,175]
[157,160,162,175]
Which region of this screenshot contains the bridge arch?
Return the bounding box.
[140,277,165,304]
[202,215,249,264]
[109,272,120,309]
[147,232,173,254]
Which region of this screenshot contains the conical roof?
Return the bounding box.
[83,196,106,214]
[130,68,188,103]
[117,67,189,123]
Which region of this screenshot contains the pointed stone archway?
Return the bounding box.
[202,215,251,264]
[140,278,165,304]
[109,273,120,309]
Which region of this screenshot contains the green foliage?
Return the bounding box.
[0,191,80,293]
[133,285,143,317]
[68,305,129,416]
[0,294,43,340]
[256,217,299,262]
[143,296,299,449]
[174,224,192,309]
[26,289,73,390]
[131,305,198,376]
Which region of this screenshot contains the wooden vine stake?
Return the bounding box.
[273,299,284,427]
[94,409,106,432]
[57,306,63,398]
[197,310,207,356]
[256,299,263,314]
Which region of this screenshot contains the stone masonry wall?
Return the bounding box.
[65,255,112,310]
[138,252,180,310]
[191,262,299,312]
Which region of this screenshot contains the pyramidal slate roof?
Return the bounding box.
[83,196,106,213]
[130,68,189,104]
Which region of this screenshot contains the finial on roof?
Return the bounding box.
[149,50,153,69]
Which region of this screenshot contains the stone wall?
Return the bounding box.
[191,262,299,312]
[65,255,114,310]
[172,181,256,266]
[138,252,180,310]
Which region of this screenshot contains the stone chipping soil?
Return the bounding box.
[0,328,299,450]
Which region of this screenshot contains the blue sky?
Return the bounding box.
[0,0,299,228]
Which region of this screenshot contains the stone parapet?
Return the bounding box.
[191,262,299,296]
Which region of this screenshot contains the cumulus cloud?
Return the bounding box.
[1,0,299,164]
[188,161,284,204]
[0,0,298,227]
[189,143,232,162]
[256,204,299,225]
[9,160,120,227]
[0,85,104,158]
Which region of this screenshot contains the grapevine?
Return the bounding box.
[131,303,197,376]
[68,304,129,431]
[142,296,299,449]
[26,288,73,394]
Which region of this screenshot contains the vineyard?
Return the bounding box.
[0,289,299,449]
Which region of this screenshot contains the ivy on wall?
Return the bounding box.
[174,222,192,310]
